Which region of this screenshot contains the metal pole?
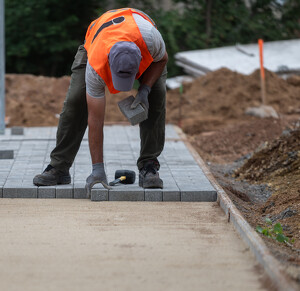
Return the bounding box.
[0,0,5,134]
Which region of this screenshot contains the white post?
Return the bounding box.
[0,0,5,134]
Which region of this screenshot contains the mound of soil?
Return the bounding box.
[4,68,300,284]
[7,67,300,129]
[5,74,70,126]
[5,74,134,127]
[167,68,300,135]
[235,127,300,182]
[234,127,300,249]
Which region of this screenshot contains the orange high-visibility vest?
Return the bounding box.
[84,8,155,94]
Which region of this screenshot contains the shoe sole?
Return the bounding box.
[33,175,71,186]
[139,177,163,189]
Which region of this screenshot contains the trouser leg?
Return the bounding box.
[137,66,168,170]
[50,45,87,172]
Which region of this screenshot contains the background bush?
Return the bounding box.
[5,0,300,77]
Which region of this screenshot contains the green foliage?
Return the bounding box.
[5,0,98,76]
[256,217,294,245]
[5,0,300,76]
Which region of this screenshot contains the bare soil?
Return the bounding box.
[5,68,300,285]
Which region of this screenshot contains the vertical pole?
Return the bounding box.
[258,39,266,105]
[0,0,5,134]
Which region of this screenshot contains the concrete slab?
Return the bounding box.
[0,125,217,201]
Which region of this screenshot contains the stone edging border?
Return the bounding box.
[174,125,299,291]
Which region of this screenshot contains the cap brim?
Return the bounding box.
[111,72,135,92]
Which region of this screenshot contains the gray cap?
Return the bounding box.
[109,42,142,91]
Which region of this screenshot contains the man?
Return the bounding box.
[33,8,168,197]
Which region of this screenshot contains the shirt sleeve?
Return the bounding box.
[150,26,166,62]
[133,13,166,62]
[85,60,106,98]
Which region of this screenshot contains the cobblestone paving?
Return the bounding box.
[0,125,216,201]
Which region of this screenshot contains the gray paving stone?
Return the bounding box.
[109,186,144,201]
[91,189,108,201]
[145,189,163,201]
[163,189,181,201]
[181,190,217,202]
[0,150,14,159]
[56,185,73,199]
[0,125,217,201]
[11,127,24,135]
[74,183,87,199]
[0,173,9,179]
[118,95,147,126]
[38,186,56,199]
[3,186,37,198]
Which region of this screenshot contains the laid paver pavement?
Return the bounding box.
[0,125,217,201]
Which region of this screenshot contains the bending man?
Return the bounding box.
[33,8,168,197]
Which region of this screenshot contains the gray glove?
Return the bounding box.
[85,163,111,198]
[131,84,151,114]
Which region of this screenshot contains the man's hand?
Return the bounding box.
[131,84,151,115]
[85,163,111,198]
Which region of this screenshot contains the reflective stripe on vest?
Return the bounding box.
[84,8,154,94]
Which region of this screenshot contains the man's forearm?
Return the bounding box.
[86,93,106,165]
[88,119,104,164]
[140,52,168,88]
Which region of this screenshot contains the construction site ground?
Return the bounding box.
[4,68,300,287]
[0,200,272,291]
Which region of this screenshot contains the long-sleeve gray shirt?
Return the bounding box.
[85,12,166,98]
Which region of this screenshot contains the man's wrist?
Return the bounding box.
[139,84,151,94]
[92,163,104,175]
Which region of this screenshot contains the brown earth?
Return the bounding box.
[4,68,300,285]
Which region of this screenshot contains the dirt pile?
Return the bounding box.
[235,126,300,182]
[5,74,70,126]
[234,126,300,249]
[190,117,293,163]
[6,68,300,129]
[5,74,136,127]
[167,68,300,134]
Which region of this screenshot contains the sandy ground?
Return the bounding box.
[0,199,269,291]
[4,70,300,286]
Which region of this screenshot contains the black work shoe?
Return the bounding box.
[139,161,163,189]
[33,165,71,186]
